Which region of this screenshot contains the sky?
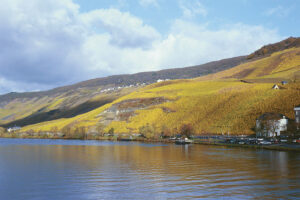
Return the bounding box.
[0,0,299,94]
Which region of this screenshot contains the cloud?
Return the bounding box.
[0,0,282,94]
[80,9,161,49]
[160,20,281,67]
[0,0,86,86]
[264,6,291,17]
[179,0,208,19]
[0,0,160,92]
[0,77,51,94]
[139,0,159,8]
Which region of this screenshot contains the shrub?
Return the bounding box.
[139,123,157,139]
[108,128,114,136]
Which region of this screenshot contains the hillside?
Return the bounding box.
[247,37,300,59]
[0,56,246,128]
[20,45,300,136]
[199,46,300,82]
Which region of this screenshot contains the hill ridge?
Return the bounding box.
[247,37,300,59]
[0,56,246,101]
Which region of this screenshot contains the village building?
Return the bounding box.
[295,106,300,124]
[256,113,288,137]
[281,81,288,85]
[7,126,21,133]
[295,106,300,129]
[272,84,280,89]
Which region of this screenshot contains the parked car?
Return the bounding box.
[248,139,257,144]
[230,139,238,144]
[280,139,288,143]
[260,140,272,145]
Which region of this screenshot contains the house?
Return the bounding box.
[256,113,288,137]
[7,126,21,133]
[281,81,288,85]
[272,84,280,89]
[294,106,300,124]
[295,106,300,130]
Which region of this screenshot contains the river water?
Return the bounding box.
[0,138,299,199]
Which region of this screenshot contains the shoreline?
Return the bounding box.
[1,135,300,152]
[193,141,300,152]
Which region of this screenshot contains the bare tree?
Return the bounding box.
[180,124,194,138]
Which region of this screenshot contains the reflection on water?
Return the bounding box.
[0,138,299,199]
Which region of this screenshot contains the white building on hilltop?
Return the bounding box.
[272,84,280,90]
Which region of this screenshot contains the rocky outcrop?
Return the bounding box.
[99,97,170,125]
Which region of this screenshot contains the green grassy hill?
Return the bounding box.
[20,46,300,136]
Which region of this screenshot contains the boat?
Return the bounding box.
[118,136,134,141]
[175,138,193,145]
[119,138,133,141]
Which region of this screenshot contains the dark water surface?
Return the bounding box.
[0,138,299,200]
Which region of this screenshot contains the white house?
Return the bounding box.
[256,113,288,137]
[295,106,300,124]
[7,126,21,133]
[156,79,170,83]
[295,106,300,130]
[272,84,280,90]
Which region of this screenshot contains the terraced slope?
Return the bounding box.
[200,47,300,82]
[0,86,140,128]
[21,47,300,136]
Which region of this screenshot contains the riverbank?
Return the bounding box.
[193,141,300,152]
[1,133,300,152]
[0,133,173,143]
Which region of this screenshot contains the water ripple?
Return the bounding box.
[0,138,299,200]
